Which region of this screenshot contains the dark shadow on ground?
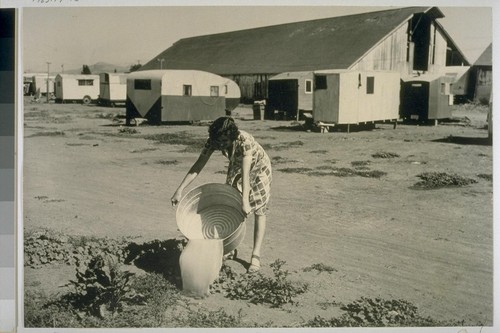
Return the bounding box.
[124,238,187,288]
[432,135,491,146]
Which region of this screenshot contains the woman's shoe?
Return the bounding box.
[223,249,237,261]
[247,254,261,273]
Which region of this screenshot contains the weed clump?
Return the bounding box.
[213,259,308,308]
[303,263,337,274]
[413,172,478,189]
[372,152,400,159]
[304,297,456,327]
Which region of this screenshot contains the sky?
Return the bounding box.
[19,1,494,74]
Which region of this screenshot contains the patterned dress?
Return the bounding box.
[202,130,272,215]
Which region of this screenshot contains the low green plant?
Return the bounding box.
[304,297,445,327]
[64,254,141,318]
[303,263,337,274]
[24,229,73,268]
[220,259,308,308]
[413,172,478,189]
[174,308,247,327]
[372,152,400,159]
[477,173,493,181]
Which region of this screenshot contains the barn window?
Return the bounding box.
[210,86,219,97]
[315,76,327,90]
[224,85,228,94]
[78,79,94,86]
[134,79,151,90]
[183,85,192,96]
[305,79,313,94]
[366,77,375,94]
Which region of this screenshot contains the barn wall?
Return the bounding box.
[225,74,272,103]
[350,23,410,74]
[427,23,448,73]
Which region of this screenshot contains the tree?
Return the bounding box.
[129,63,142,72]
[81,65,92,74]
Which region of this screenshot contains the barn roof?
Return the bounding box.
[474,43,492,67]
[141,6,458,74]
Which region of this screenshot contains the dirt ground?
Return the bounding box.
[22,97,493,327]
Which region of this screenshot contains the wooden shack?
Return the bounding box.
[267,71,314,120]
[313,70,400,132]
[400,74,454,123]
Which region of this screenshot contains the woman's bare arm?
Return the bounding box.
[171,149,213,206]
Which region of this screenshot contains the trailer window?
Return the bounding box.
[315,76,327,90]
[183,85,192,96]
[134,79,151,90]
[366,77,375,94]
[305,79,313,94]
[78,79,94,86]
[210,86,219,97]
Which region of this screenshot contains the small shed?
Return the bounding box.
[400,74,454,123]
[55,74,100,104]
[313,70,400,131]
[126,70,240,124]
[267,71,314,120]
[98,73,127,106]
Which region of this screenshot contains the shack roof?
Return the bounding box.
[141,6,466,74]
[474,43,492,67]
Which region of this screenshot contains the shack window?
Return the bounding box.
[210,86,219,97]
[315,76,327,90]
[224,85,228,94]
[183,85,192,96]
[78,79,94,86]
[366,77,375,94]
[134,79,151,90]
[305,79,313,94]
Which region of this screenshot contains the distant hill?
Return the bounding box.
[63,62,131,74]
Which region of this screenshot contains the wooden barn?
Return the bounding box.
[140,6,469,109]
[126,69,240,125]
[467,43,492,104]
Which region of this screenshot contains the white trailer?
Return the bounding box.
[55,74,100,104]
[98,72,127,107]
[31,74,56,95]
[313,70,400,132]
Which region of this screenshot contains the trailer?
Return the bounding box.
[126,69,240,124]
[98,72,127,107]
[31,74,55,96]
[267,71,314,120]
[55,74,100,104]
[400,74,454,124]
[313,70,400,132]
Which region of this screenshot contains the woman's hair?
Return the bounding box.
[208,116,240,142]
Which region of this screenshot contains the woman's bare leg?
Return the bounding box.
[248,214,266,272]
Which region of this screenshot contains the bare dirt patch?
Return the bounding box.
[23,98,493,327]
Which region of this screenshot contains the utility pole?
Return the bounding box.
[46,62,51,103]
[157,58,165,69]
